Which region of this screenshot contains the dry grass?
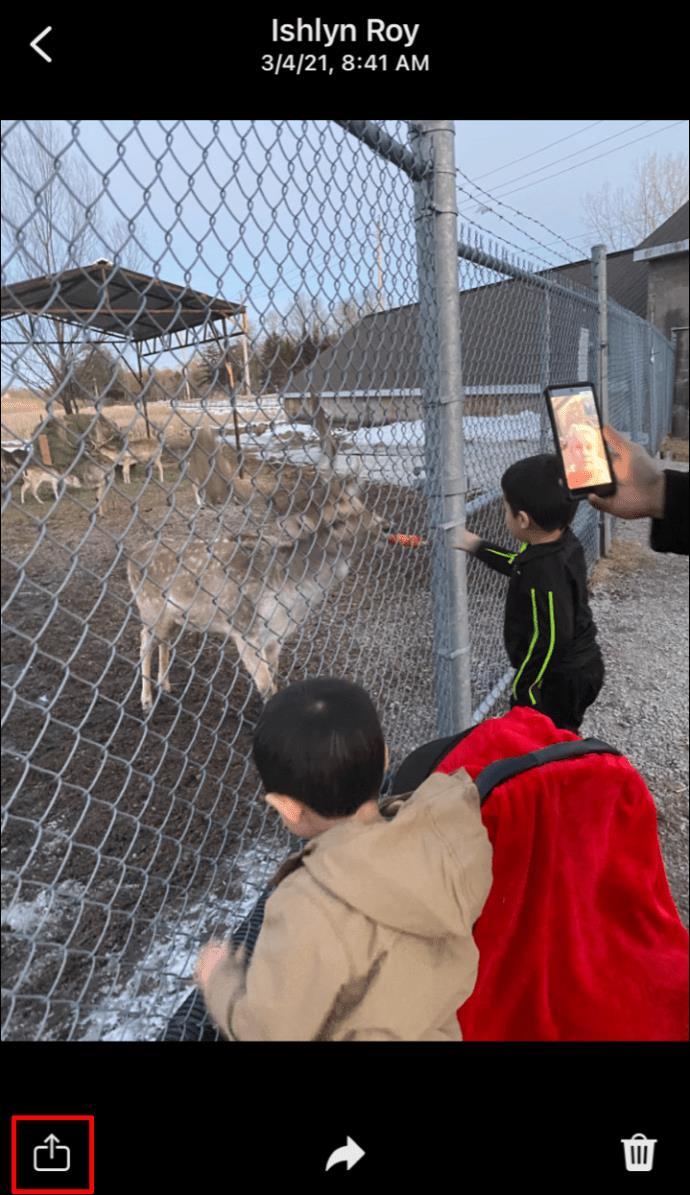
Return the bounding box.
[1,402,273,450]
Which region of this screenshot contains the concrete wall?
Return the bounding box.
[647,254,689,437]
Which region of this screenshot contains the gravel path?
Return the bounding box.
[581,464,689,927]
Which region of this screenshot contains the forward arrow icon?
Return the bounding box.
[325,1136,365,1171]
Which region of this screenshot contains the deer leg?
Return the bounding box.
[95,476,107,514]
[156,459,165,484]
[157,640,172,693]
[232,635,278,702]
[140,626,156,710]
[20,480,28,504]
[51,479,59,501]
[122,460,131,485]
[264,639,280,686]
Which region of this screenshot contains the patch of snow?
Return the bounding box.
[82,836,286,1041]
[1,880,86,935]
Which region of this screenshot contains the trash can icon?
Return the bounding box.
[621,1133,657,1172]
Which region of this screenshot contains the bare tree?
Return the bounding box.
[253,288,382,390]
[583,150,689,251]
[1,120,146,414]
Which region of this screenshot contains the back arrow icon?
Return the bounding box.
[30,27,52,62]
[325,1136,365,1172]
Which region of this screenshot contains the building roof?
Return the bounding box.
[288,205,687,401]
[636,201,689,251]
[288,274,597,396]
[0,263,244,343]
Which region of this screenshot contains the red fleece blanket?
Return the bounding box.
[435,706,689,1041]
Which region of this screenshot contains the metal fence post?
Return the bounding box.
[592,244,611,555]
[540,288,552,451]
[410,120,472,735]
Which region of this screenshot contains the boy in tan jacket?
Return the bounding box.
[194,678,492,1041]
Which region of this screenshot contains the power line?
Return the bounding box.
[475,121,605,181]
[494,121,687,200]
[487,122,651,196]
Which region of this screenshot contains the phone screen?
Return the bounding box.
[548,384,613,490]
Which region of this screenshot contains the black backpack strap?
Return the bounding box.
[389,727,475,796]
[475,738,622,804]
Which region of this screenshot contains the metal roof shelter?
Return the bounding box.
[1,262,246,439]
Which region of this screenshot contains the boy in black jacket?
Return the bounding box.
[455,453,604,732]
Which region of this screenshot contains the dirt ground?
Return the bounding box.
[1,464,440,1038]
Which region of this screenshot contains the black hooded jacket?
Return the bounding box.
[472,527,601,707]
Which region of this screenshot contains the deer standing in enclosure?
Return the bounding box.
[19,464,83,503]
[126,467,388,709]
[95,438,166,487]
[77,438,166,512]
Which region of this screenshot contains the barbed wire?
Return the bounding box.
[456,169,587,263]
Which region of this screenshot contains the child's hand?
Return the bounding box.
[193,939,233,991]
[452,529,481,554]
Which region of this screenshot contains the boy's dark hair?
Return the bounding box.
[502,453,575,531]
[253,677,385,818]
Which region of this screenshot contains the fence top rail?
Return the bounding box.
[457,239,599,307]
[333,120,427,180]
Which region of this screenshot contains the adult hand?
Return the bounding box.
[587,426,666,520]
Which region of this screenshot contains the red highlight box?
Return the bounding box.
[11,1116,94,1195]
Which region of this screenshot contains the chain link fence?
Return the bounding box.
[453,235,674,722]
[1,119,676,1040]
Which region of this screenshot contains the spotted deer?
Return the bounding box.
[126,472,388,709]
[96,438,165,487]
[19,464,82,503]
[185,427,295,523]
[185,410,339,520]
[185,427,238,509]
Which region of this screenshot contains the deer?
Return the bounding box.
[183,427,292,524]
[96,438,166,487]
[2,447,26,487]
[184,426,240,509]
[76,438,165,514]
[78,457,114,511]
[184,394,341,518]
[126,470,388,710]
[19,464,82,504]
